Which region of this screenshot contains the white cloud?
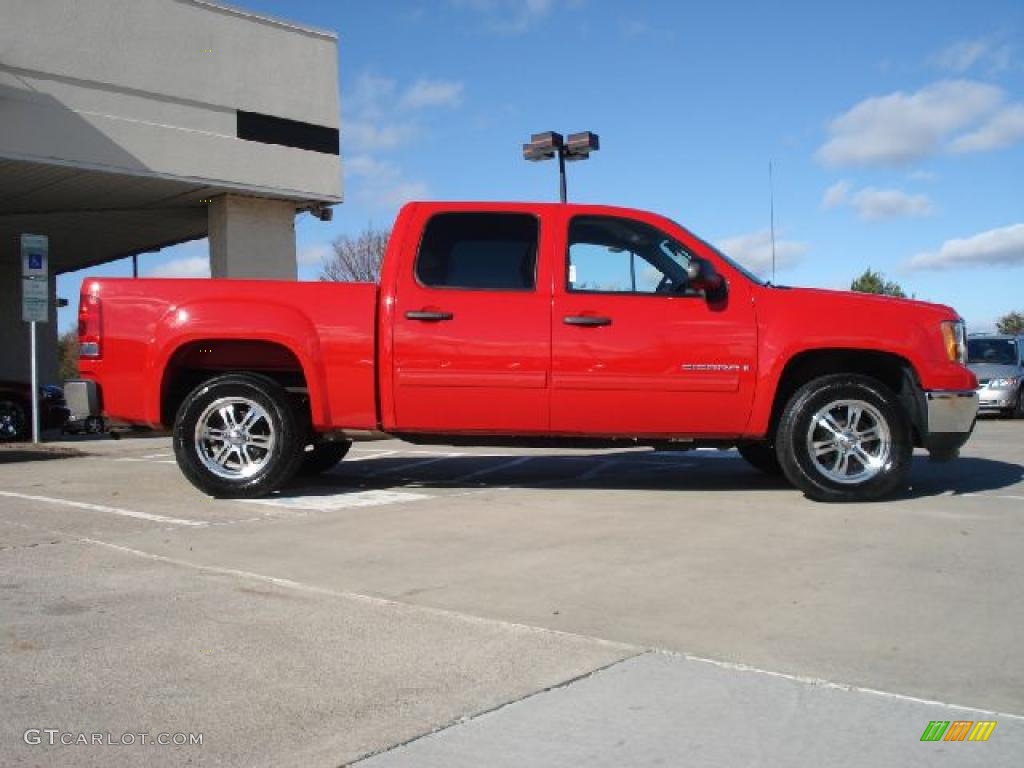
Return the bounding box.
[343,74,464,153]
[346,74,397,118]
[949,103,1024,153]
[816,80,1003,167]
[623,19,651,37]
[716,229,808,276]
[298,243,332,267]
[401,79,464,109]
[821,180,850,209]
[908,223,1024,270]
[821,182,933,220]
[450,0,554,33]
[931,38,1013,74]
[148,256,210,279]
[344,121,415,153]
[346,155,429,210]
[342,71,462,209]
[932,39,991,72]
[850,187,934,220]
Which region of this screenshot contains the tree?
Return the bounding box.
[850,268,906,298]
[996,311,1024,335]
[320,225,390,283]
[57,328,79,382]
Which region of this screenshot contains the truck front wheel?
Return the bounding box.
[776,374,911,502]
[173,373,304,498]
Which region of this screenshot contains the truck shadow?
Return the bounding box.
[896,456,1024,500]
[287,450,1024,501]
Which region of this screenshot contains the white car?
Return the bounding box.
[967,334,1024,418]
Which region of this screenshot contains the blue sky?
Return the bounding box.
[57,0,1024,331]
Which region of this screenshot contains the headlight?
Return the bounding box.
[989,377,1020,389]
[940,320,967,364]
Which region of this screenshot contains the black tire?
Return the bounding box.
[737,442,783,475]
[776,374,912,502]
[298,440,352,475]
[173,373,305,498]
[0,399,28,441]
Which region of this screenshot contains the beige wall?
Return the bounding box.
[209,195,297,279]
[0,0,342,202]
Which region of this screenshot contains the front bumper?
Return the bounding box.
[921,389,978,459]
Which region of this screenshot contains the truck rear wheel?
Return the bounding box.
[298,440,352,475]
[737,442,783,475]
[776,374,911,502]
[173,373,304,498]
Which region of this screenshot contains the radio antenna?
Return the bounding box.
[769,160,777,284]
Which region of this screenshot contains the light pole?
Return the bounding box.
[522,131,599,203]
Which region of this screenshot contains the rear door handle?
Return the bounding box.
[563,315,612,327]
[405,310,453,322]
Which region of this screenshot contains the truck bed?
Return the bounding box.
[80,277,379,430]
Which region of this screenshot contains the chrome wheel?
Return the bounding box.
[194,397,275,480]
[805,399,891,485]
[0,401,27,441]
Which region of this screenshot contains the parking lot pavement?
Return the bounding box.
[1,419,1023,766]
[360,652,1024,768]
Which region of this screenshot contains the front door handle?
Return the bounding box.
[563,315,612,327]
[406,310,454,322]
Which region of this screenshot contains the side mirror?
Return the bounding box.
[686,258,727,302]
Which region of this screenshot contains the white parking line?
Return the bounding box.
[363,454,464,477]
[114,457,177,465]
[452,456,535,483]
[0,491,208,527]
[574,458,623,482]
[240,489,431,512]
[964,493,1024,502]
[346,450,402,462]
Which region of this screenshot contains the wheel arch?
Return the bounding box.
[761,348,924,445]
[159,339,314,429]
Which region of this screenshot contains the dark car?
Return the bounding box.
[0,380,71,441]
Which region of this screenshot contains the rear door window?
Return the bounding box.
[416,213,538,291]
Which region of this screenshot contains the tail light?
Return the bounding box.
[78,289,102,358]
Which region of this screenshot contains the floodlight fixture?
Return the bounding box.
[522,130,600,202]
[564,131,600,162]
[522,131,564,162]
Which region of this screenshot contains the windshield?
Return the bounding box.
[967,338,1019,365]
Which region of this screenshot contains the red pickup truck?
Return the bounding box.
[68,201,978,502]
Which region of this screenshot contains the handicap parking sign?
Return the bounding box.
[20,234,48,278]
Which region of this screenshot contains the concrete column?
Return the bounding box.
[208,195,297,280]
[0,249,57,386]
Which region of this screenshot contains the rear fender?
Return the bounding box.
[147,299,328,427]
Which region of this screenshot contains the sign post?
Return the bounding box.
[21,234,49,444]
